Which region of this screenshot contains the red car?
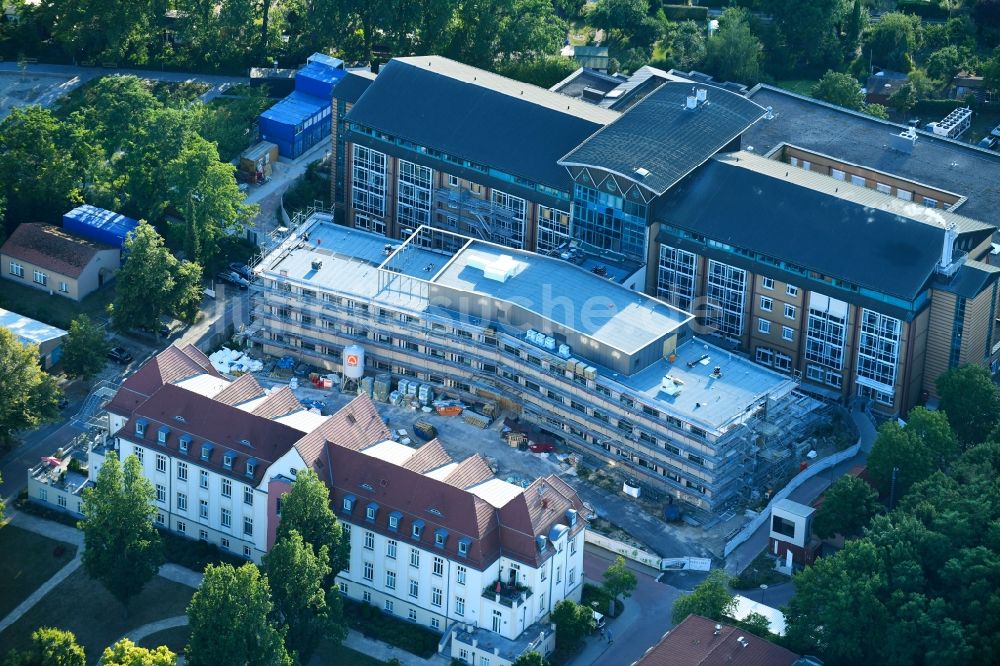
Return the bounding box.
[529,443,555,454]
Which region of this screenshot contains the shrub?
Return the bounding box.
[662,4,709,21]
[342,597,441,658]
[158,528,246,572]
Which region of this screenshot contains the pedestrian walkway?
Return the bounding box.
[159,564,203,589]
[122,615,189,644]
[0,553,81,634]
[343,630,450,665]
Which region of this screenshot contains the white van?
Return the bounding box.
[592,610,606,631]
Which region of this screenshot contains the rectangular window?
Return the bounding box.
[758,318,771,334]
[782,326,794,341]
[177,493,187,512]
[774,352,793,372]
[200,470,209,489]
[409,579,418,598]
[760,296,773,312]
[432,587,443,607]
[433,556,444,577]
[58,282,69,293]
[856,308,900,399]
[177,521,186,533]
[385,570,396,590]
[363,561,374,581]
[896,189,913,202]
[221,479,231,498]
[386,540,397,559]
[457,566,466,585]
[221,508,231,528]
[134,447,144,464]
[786,284,798,297]
[397,159,433,231]
[851,174,866,187]
[352,145,387,218]
[384,599,394,614]
[177,462,187,481]
[756,347,774,366]
[706,260,746,340]
[32,270,47,286]
[58,495,67,508]
[221,538,230,550]
[447,174,459,187]
[9,261,23,277]
[762,277,774,290]
[199,529,208,542]
[923,196,938,208]
[199,499,208,519]
[410,549,419,568]
[243,486,253,506]
[156,484,166,503]
[407,608,416,622]
[875,182,891,194]
[831,168,846,181]
[656,244,697,311]
[456,597,465,616]
[784,303,796,319]
[156,454,167,473]
[772,515,796,538]
[365,531,375,550]
[363,591,371,603]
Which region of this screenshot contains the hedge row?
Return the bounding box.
[662,4,710,21]
[343,597,441,658]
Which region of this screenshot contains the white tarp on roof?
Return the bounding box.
[208,347,264,375]
[730,595,787,636]
[0,308,67,346]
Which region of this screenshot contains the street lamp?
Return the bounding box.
[759,584,768,605]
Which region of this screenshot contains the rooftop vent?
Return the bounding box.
[714,624,722,636]
[696,88,707,103]
[889,127,917,154]
[633,166,651,179]
[311,259,323,270]
[685,94,697,110]
[737,637,749,648]
[467,253,524,283]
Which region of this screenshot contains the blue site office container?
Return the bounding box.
[295,61,346,100]
[259,91,331,159]
[62,205,139,249]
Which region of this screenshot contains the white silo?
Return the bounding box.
[343,345,365,380]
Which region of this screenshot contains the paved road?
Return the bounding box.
[575,547,682,666]
[724,406,878,576]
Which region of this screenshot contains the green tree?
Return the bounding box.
[904,407,958,470]
[61,315,109,380]
[41,0,156,63]
[169,260,204,325]
[735,611,772,637]
[264,531,343,663]
[32,627,86,666]
[671,569,735,624]
[667,20,707,71]
[602,556,637,603]
[0,473,4,520]
[936,364,1000,448]
[866,12,920,71]
[589,0,649,44]
[926,45,962,82]
[275,468,348,582]
[0,106,80,230]
[80,452,164,612]
[551,600,594,648]
[864,103,889,119]
[812,475,880,539]
[812,70,864,110]
[101,639,176,666]
[844,0,864,56]
[766,0,847,70]
[985,46,1000,96]
[0,328,61,445]
[888,81,919,114]
[512,652,546,666]
[186,563,292,666]
[866,420,935,501]
[705,8,763,84]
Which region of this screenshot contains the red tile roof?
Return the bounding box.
[293,394,390,466]
[212,373,266,406]
[249,386,303,418]
[633,615,799,666]
[401,439,453,473]
[122,383,304,486]
[499,475,585,567]
[106,345,222,418]
[1,223,116,278]
[442,454,495,489]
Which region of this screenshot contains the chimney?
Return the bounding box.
[737,636,749,648]
[686,95,697,110]
[714,624,722,636]
[696,88,707,103]
[371,60,380,74]
[940,222,957,269]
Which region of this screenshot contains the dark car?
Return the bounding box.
[138,323,171,338]
[107,346,134,364]
[216,270,249,289]
[229,262,253,281]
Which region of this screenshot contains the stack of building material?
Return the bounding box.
[463,412,491,429]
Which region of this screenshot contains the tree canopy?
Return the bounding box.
[705,8,763,85]
[101,640,176,666]
[812,70,865,110]
[61,315,109,380]
[0,328,61,445]
[866,406,958,503]
[80,452,164,610]
[936,364,1000,449]
[812,475,880,539]
[866,12,921,71]
[186,563,292,666]
[551,600,594,648]
[671,569,735,624]
[275,468,348,583]
[602,556,637,601]
[512,652,546,666]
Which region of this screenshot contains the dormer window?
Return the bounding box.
[366,502,379,521]
[536,535,547,553]
[178,435,191,454]
[458,538,471,556]
[434,528,448,549]
[201,443,214,461]
[388,511,402,531]
[157,426,170,444]
[135,419,148,438]
[343,495,356,512]
[223,452,235,469]
[245,458,257,478]
[411,520,424,540]
[566,509,578,527]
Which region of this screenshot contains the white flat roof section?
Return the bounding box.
[773,498,816,518]
[275,410,330,433]
[174,374,231,398]
[0,308,67,346]
[468,477,526,508]
[424,462,460,480]
[361,440,418,466]
[731,595,788,636]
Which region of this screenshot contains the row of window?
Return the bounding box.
[8,262,69,291]
[156,514,254,558]
[154,484,254,535]
[791,156,940,208]
[137,448,256,504]
[757,318,795,342]
[759,296,797,320]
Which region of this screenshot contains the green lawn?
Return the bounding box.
[0,570,195,665]
[309,640,387,666]
[0,278,115,331]
[136,625,189,655]
[0,524,77,619]
[775,79,819,97]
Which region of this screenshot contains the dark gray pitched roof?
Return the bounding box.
[344,57,616,191]
[560,82,766,195]
[743,84,1000,223]
[333,71,376,104]
[935,260,1000,299]
[653,156,951,301]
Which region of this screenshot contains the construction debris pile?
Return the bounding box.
[209,347,264,375]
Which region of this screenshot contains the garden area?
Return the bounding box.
[581,583,624,618]
[729,551,790,590]
[342,597,440,658]
[0,279,115,331]
[0,569,195,663]
[0,523,77,619]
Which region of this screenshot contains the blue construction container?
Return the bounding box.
[295,54,346,99]
[62,205,139,249]
[259,91,332,159]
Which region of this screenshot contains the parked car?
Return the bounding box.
[138,323,171,338]
[229,262,253,281]
[107,346,134,364]
[529,442,556,453]
[216,270,249,289]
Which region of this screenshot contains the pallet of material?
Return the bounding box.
[463,412,491,429]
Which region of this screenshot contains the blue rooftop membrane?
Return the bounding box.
[295,61,346,99]
[260,91,328,125]
[62,204,139,249]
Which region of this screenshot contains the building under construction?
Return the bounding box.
[247,215,812,510]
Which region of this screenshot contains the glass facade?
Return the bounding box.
[571,184,647,261]
[536,206,571,254]
[396,159,433,232]
[805,309,846,371]
[856,308,900,405]
[705,260,746,340]
[657,244,697,311]
[352,145,387,218]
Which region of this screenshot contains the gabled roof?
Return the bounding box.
[332,70,376,104]
[345,56,616,191]
[1,223,116,278]
[401,438,453,473]
[212,373,267,406]
[250,386,303,419]
[107,344,222,417]
[123,383,304,485]
[559,82,766,195]
[498,475,584,567]
[653,152,991,302]
[292,394,390,466]
[635,614,799,666]
[441,454,495,490]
